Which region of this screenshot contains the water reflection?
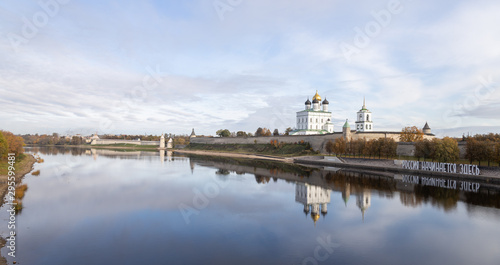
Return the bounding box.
[5,147,499,265]
[186,154,500,213]
[295,183,331,224]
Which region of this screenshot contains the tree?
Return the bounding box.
[332,137,347,156]
[399,126,424,142]
[285,127,293,136]
[1,131,24,155]
[255,127,263,136]
[433,137,459,163]
[352,138,366,158]
[0,131,8,160]
[236,131,248,137]
[465,138,480,164]
[325,140,334,155]
[71,136,82,145]
[379,138,397,159]
[255,127,271,137]
[216,129,231,137]
[273,129,279,136]
[494,143,500,167]
[415,139,435,161]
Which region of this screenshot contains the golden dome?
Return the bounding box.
[312,90,321,102]
[311,213,320,223]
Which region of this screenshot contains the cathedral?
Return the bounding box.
[290,91,433,140]
[291,91,335,135]
[291,91,373,135]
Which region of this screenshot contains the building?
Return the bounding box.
[291,91,334,135]
[355,98,373,132]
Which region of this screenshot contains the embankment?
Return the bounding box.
[0,154,36,265]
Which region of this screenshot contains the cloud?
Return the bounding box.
[0,0,499,136]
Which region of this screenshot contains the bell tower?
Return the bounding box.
[355,97,373,132]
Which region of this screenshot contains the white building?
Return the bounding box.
[292,91,334,135]
[355,98,373,132]
[295,183,331,225]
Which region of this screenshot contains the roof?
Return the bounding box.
[343,119,350,128]
[423,122,430,129]
[322,98,329,104]
[305,98,311,105]
[312,90,321,102]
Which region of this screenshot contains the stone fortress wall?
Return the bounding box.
[91,139,160,146]
[191,132,467,158]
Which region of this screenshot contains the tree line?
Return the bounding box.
[325,137,398,159]
[20,133,191,146]
[464,133,500,166]
[216,127,294,137]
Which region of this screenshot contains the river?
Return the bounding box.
[1,146,500,265]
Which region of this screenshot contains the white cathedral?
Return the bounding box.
[291,91,373,135]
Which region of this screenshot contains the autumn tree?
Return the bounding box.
[71,136,82,145]
[495,143,500,167]
[325,140,334,155]
[236,131,248,137]
[0,131,8,160]
[255,127,271,137]
[1,131,24,155]
[415,139,435,161]
[352,138,367,158]
[465,138,480,164]
[433,137,459,163]
[332,137,347,156]
[273,129,279,136]
[399,126,424,142]
[285,127,293,136]
[379,138,397,159]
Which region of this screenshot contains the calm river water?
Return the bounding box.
[1,147,500,265]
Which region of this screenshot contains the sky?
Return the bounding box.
[1,0,499,137]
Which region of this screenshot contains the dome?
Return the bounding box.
[312,98,319,104]
[311,212,320,223]
[305,98,311,105]
[312,90,321,102]
[322,98,329,104]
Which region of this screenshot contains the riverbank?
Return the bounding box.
[184,143,319,157]
[0,154,36,265]
[175,149,500,183]
[174,149,296,163]
[295,156,500,183]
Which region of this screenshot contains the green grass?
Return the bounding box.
[185,143,319,157]
[93,143,158,148]
[0,154,27,175]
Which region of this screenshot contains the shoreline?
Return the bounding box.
[0,154,36,265]
[174,149,296,163]
[175,149,500,183]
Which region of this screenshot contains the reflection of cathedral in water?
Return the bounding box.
[295,183,331,225]
[356,189,371,221]
[296,182,372,224]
